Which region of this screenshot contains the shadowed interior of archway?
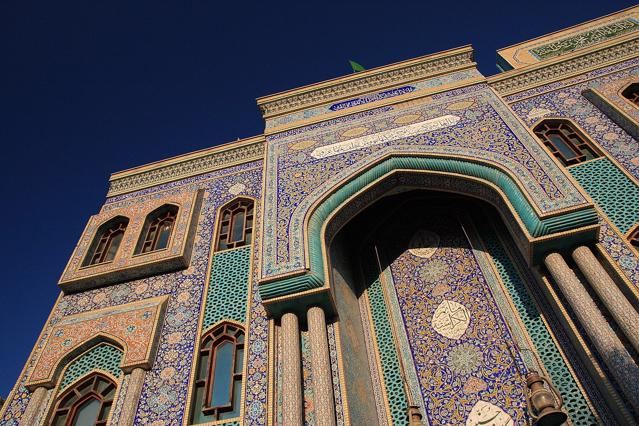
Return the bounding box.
[326,189,596,425]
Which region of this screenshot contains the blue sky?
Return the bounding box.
[0,0,634,397]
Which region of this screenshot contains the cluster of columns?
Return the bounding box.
[281,306,336,426]
[19,368,146,426]
[544,246,639,413]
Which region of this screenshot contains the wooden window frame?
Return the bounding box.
[621,82,639,107]
[135,205,179,255]
[49,372,116,426]
[533,119,601,166]
[629,224,639,249]
[83,217,129,267]
[216,199,254,251]
[193,323,244,420]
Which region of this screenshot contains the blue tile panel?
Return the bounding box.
[569,157,639,234]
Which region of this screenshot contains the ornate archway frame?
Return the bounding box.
[258,153,599,318]
[26,295,168,390]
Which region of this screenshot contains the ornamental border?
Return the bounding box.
[489,36,639,96]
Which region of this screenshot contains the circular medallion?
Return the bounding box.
[408,230,440,258]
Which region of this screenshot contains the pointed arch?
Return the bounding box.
[620,81,639,107]
[82,216,129,267]
[48,371,118,426]
[215,197,255,251]
[532,118,601,166]
[258,154,600,316]
[134,203,180,254]
[627,222,639,250]
[190,321,245,423]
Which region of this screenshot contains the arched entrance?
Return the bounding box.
[327,190,595,425]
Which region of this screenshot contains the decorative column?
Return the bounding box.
[119,368,146,426]
[544,253,639,412]
[281,312,303,426]
[19,386,48,426]
[307,306,336,426]
[572,246,639,354]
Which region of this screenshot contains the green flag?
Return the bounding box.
[349,60,365,73]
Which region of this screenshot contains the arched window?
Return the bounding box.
[82,217,129,266]
[49,372,116,426]
[216,199,253,251]
[191,323,245,423]
[629,225,639,249]
[533,119,601,166]
[135,204,178,254]
[621,82,639,106]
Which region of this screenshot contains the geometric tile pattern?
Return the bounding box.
[385,214,529,425]
[59,343,123,391]
[366,278,409,425]
[60,189,202,289]
[569,157,639,234]
[262,84,591,280]
[203,246,251,329]
[1,163,268,426]
[477,221,598,425]
[27,296,166,388]
[509,60,639,185]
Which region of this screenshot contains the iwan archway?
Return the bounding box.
[261,157,639,424]
[258,155,599,316]
[323,189,599,425]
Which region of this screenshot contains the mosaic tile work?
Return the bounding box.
[475,220,598,425]
[203,246,251,329]
[28,296,166,387]
[365,278,409,425]
[59,343,123,391]
[529,18,639,61]
[510,65,639,183]
[60,189,202,289]
[301,331,316,425]
[502,57,639,103]
[274,325,346,426]
[569,158,639,234]
[587,73,639,124]
[383,214,529,425]
[598,218,639,289]
[1,163,268,426]
[326,323,345,426]
[262,84,590,280]
[264,69,482,129]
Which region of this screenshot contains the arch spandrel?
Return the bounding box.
[26,295,167,390]
[259,84,597,303]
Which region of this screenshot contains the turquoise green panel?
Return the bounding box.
[477,221,597,425]
[60,343,123,391]
[569,157,639,234]
[260,156,598,301]
[367,278,409,425]
[203,246,251,329]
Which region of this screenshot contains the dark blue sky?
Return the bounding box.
[0,0,634,396]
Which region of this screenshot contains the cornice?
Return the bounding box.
[256,46,475,119]
[107,136,265,197]
[489,35,639,96]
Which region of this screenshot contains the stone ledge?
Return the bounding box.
[107,137,264,197]
[489,36,639,96]
[256,46,475,119]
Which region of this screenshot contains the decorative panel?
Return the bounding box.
[203,246,251,329]
[260,84,593,289]
[569,158,639,233]
[366,278,409,425]
[27,296,167,389]
[59,189,205,292]
[476,220,598,425]
[60,343,123,391]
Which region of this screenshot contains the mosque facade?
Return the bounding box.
[3,6,639,426]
